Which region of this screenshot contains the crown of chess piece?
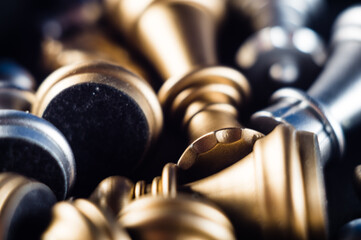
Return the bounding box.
[90,166,236,240]
[32,60,163,197]
[251,5,361,165]
[0,172,57,240]
[42,198,131,240]
[231,0,326,99]
[90,125,327,239]
[0,61,75,199]
[104,0,265,178]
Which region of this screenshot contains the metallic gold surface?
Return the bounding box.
[94,125,326,239]
[105,0,252,144]
[105,0,221,80]
[42,27,149,80]
[177,127,264,181]
[42,199,131,240]
[158,66,251,142]
[104,1,255,176]
[119,195,236,240]
[186,124,327,239]
[90,176,134,218]
[92,164,236,240]
[32,61,163,153]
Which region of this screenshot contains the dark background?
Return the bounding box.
[0,0,360,239]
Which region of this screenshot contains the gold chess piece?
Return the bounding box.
[32,60,163,196]
[42,199,131,240]
[34,5,165,196]
[41,26,149,82]
[91,166,236,240]
[105,0,263,177]
[92,125,327,239]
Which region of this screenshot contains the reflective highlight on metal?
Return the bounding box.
[93,164,236,240]
[90,176,134,218]
[0,62,75,199]
[177,127,263,181]
[185,124,327,239]
[42,26,149,81]
[0,61,35,111]
[232,0,326,92]
[42,199,131,240]
[0,173,57,240]
[120,195,236,240]
[93,125,326,239]
[251,5,361,164]
[0,110,75,199]
[32,61,163,196]
[104,0,249,134]
[33,60,162,159]
[104,0,261,176]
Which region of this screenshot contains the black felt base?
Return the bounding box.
[42,82,149,197]
[0,138,65,199]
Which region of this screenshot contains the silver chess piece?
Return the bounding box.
[0,61,75,199]
[251,5,361,165]
[232,0,326,97]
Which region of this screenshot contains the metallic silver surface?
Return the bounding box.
[0,110,76,199]
[0,62,75,199]
[0,61,36,111]
[233,0,326,89]
[338,219,361,240]
[251,5,361,164]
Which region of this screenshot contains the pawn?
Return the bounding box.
[231,0,326,101]
[0,61,75,199]
[0,172,57,240]
[251,5,361,164]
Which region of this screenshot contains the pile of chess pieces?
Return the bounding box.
[0,0,361,239]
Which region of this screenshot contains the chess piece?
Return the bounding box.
[91,125,327,239]
[0,61,75,199]
[105,0,263,177]
[91,166,236,240]
[42,199,131,240]
[41,25,149,82]
[251,5,361,164]
[0,173,57,240]
[231,0,326,99]
[32,61,162,196]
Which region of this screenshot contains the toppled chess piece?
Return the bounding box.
[0,61,75,199]
[91,165,236,240]
[32,61,162,196]
[0,172,57,240]
[91,125,327,239]
[105,0,263,177]
[251,5,361,164]
[231,0,326,99]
